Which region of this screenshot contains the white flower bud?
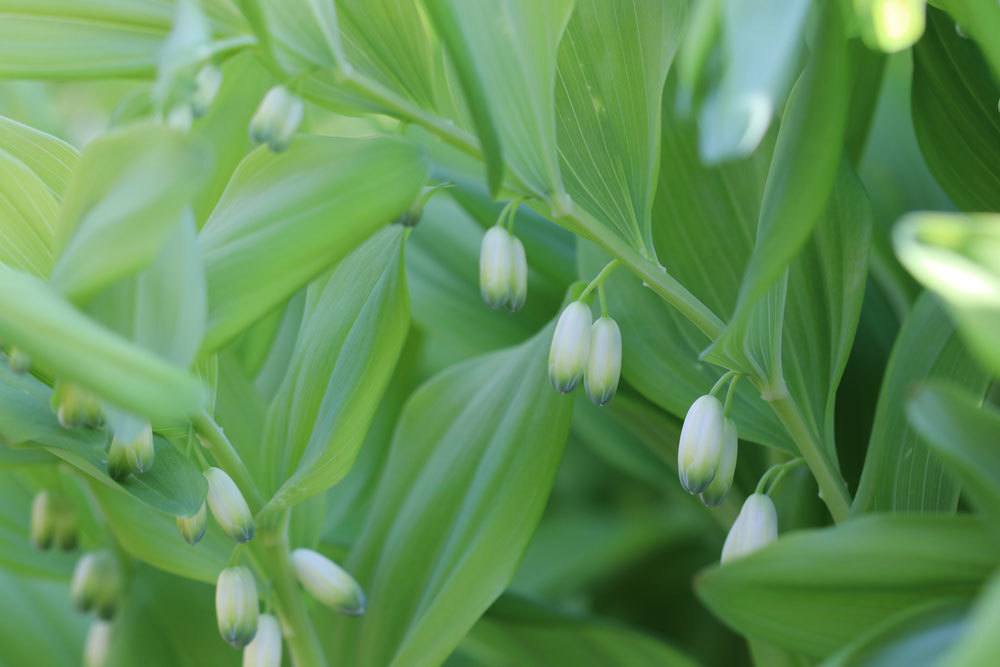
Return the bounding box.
[584,317,621,405]
[677,394,725,494]
[216,566,259,648]
[701,418,738,507]
[249,86,304,152]
[107,422,154,481]
[507,235,527,312]
[290,548,366,615]
[205,467,255,543]
[548,301,592,393]
[191,65,222,117]
[52,381,103,429]
[242,613,282,667]
[30,491,56,550]
[480,226,514,310]
[71,551,122,620]
[721,493,778,563]
[176,500,208,545]
[83,621,112,667]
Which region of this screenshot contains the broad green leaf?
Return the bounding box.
[0,469,78,579]
[695,0,811,162]
[323,326,573,667]
[0,116,78,276]
[706,8,852,377]
[0,265,206,423]
[907,383,1000,538]
[458,597,699,667]
[50,124,212,301]
[933,0,1000,80]
[260,226,410,513]
[554,0,684,254]
[821,602,967,667]
[941,572,1000,667]
[895,212,1000,377]
[696,515,995,658]
[911,8,1000,211]
[248,0,341,76]
[199,135,426,350]
[853,295,991,513]
[0,569,85,667]
[425,0,574,196]
[0,363,205,517]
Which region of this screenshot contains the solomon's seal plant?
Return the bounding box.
[0,0,997,666]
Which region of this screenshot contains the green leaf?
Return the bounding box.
[260,226,410,513]
[0,569,85,667]
[911,7,1000,212]
[50,124,212,301]
[199,135,426,350]
[323,326,574,667]
[907,383,1000,537]
[554,0,684,254]
[853,295,991,513]
[0,115,78,276]
[696,515,995,658]
[0,265,206,423]
[941,572,1000,667]
[425,0,574,196]
[933,0,1000,81]
[894,212,1000,378]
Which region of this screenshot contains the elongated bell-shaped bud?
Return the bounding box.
[52,381,103,429]
[700,418,738,507]
[480,226,514,310]
[548,301,592,393]
[205,467,254,543]
[290,548,366,615]
[584,317,622,405]
[216,566,259,648]
[83,621,112,667]
[191,65,222,117]
[721,493,778,563]
[507,235,528,312]
[176,501,208,545]
[71,551,122,619]
[107,422,154,481]
[249,86,304,152]
[30,491,56,550]
[677,394,725,494]
[243,613,282,667]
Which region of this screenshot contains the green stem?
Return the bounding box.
[578,259,621,301]
[767,396,850,523]
[709,371,737,397]
[251,515,326,667]
[722,374,741,415]
[192,411,265,512]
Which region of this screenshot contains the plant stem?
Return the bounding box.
[766,395,850,523]
[578,258,621,301]
[192,411,266,512]
[251,515,326,667]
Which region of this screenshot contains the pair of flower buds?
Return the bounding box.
[548,301,622,406]
[176,467,256,546]
[216,550,365,660]
[71,551,123,621]
[479,225,528,312]
[30,491,79,551]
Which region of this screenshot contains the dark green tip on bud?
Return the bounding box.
[107,422,154,481]
[216,566,259,649]
[176,501,208,545]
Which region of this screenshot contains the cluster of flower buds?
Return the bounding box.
[30,491,79,551]
[51,381,103,429]
[250,86,304,153]
[721,493,778,563]
[290,548,366,616]
[677,393,738,505]
[176,500,208,545]
[107,422,154,481]
[216,566,259,649]
[83,621,112,667]
[243,613,282,667]
[479,225,528,312]
[548,302,622,405]
[205,467,255,543]
[71,551,123,620]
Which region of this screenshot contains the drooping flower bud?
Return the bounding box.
[30,491,56,550]
[701,418,738,507]
[107,422,154,481]
[479,226,514,310]
[548,301,592,393]
[290,548,366,615]
[71,551,122,620]
[249,86,304,152]
[83,621,112,667]
[721,493,778,563]
[677,394,725,494]
[52,381,103,429]
[507,235,528,312]
[584,316,622,405]
[54,504,80,551]
[216,566,259,648]
[205,467,255,543]
[191,65,222,117]
[242,613,282,667]
[176,500,208,545]
[8,346,30,373]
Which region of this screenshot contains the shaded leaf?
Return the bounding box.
[0,569,85,667]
